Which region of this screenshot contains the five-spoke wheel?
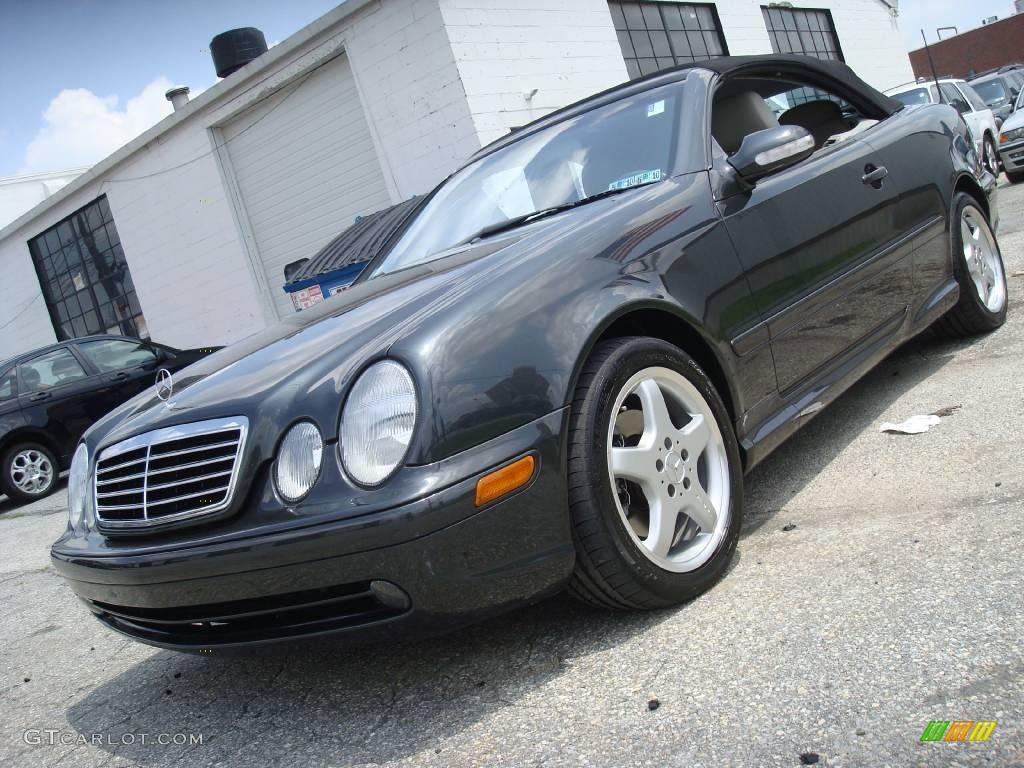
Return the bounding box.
[566,337,742,610]
[607,368,730,573]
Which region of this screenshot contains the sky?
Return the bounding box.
[0,0,340,177]
[0,0,1020,178]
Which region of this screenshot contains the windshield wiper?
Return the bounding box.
[457,181,660,246]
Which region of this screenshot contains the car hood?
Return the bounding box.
[1000,109,1024,134]
[83,213,582,452]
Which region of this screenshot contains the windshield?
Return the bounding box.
[370,85,682,277]
[972,80,1008,106]
[890,87,932,107]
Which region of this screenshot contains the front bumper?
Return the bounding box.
[998,138,1024,173]
[50,409,575,651]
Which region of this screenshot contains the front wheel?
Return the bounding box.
[1,443,59,504]
[935,193,1007,338]
[566,337,743,610]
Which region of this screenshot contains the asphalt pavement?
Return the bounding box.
[2,180,1023,768]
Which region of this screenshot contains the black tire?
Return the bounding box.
[1,442,59,504]
[565,337,743,610]
[1007,170,1024,184]
[935,192,1008,338]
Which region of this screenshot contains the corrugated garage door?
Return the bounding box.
[223,54,392,318]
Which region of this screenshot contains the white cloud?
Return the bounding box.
[20,77,175,174]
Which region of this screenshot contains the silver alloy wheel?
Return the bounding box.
[606,366,731,573]
[984,140,999,176]
[10,449,54,495]
[961,205,1006,313]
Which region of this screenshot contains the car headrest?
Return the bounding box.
[712,91,780,154]
[780,100,849,147]
[21,367,41,389]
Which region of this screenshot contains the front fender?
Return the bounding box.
[390,173,760,464]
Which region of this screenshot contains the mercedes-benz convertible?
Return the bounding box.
[52,55,1006,650]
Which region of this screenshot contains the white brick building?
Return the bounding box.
[0,0,912,359]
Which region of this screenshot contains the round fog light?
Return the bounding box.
[275,422,324,502]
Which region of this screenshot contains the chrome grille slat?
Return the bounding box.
[96,456,147,475]
[98,485,230,511]
[145,456,235,477]
[93,417,248,531]
[147,439,240,460]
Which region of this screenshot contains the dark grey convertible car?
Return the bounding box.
[52,55,1006,650]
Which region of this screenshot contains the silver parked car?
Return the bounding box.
[997,88,1024,183]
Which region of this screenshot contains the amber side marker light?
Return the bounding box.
[475,455,536,507]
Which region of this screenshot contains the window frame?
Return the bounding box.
[760,6,845,62]
[74,337,160,374]
[609,1,730,80]
[27,196,147,343]
[0,367,17,402]
[16,345,93,394]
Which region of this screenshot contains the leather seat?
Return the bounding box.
[712,91,780,154]
[779,100,851,148]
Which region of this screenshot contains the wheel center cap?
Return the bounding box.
[664,451,686,484]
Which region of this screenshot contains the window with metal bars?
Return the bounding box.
[27,196,148,341]
[609,1,729,80]
[761,6,844,61]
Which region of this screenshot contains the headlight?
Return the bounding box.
[340,360,417,486]
[1000,127,1024,143]
[274,422,324,502]
[67,443,89,531]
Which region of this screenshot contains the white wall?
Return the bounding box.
[440,0,630,146]
[0,169,88,231]
[715,0,913,91]
[347,0,480,197]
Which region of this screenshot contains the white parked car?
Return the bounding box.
[885,79,1000,176]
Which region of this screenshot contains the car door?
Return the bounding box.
[16,346,112,458]
[718,126,910,393]
[74,337,163,403]
[941,83,983,146]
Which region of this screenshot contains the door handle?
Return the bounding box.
[862,164,888,188]
[28,391,51,402]
[109,371,130,381]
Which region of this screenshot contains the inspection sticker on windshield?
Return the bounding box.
[647,100,665,117]
[608,169,662,191]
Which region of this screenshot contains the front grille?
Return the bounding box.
[87,581,407,646]
[94,417,248,530]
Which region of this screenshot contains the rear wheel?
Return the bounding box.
[935,193,1007,338]
[983,136,999,177]
[1,443,59,503]
[566,337,743,610]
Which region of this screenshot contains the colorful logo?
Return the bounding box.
[920,720,997,742]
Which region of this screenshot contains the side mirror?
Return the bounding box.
[728,125,815,183]
[952,98,970,114]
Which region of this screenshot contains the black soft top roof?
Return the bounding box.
[471,54,902,162]
[682,54,904,116]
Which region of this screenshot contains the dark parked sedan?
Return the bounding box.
[51,55,1007,651]
[1,336,217,502]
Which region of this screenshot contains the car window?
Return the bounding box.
[971,80,1008,107]
[957,82,988,112]
[371,85,682,276]
[77,338,158,372]
[19,348,88,391]
[939,83,969,113]
[890,87,931,106]
[0,369,16,401]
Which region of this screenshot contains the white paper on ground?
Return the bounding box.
[879,414,942,434]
